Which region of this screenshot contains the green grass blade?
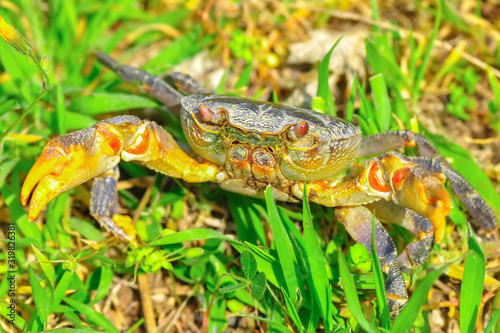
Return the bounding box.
[337,250,376,333]
[88,266,114,306]
[484,307,500,333]
[316,39,342,116]
[145,25,207,70]
[459,225,486,333]
[412,0,442,101]
[345,80,357,123]
[63,297,119,333]
[28,266,49,324]
[281,287,304,333]
[31,245,56,287]
[370,73,392,132]
[370,0,381,32]
[487,67,500,110]
[46,191,69,244]
[54,270,74,306]
[264,186,302,304]
[371,216,391,328]
[151,228,283,287]
[150,228,246,248]
[68,93,159,116]
[302,184,337,329]
[391,263,451,332]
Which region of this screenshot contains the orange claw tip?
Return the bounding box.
[21,194,29,206]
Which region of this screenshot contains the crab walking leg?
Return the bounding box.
[88,166,136,241]
[366,201,435,272]
[163,72,208,94]
[358,130,498,232]
[301,152,450,242]
[21,115,221,222]
[357,130,442,159]
[408,156,498,232]
[335,206,408,320]
[95,52,184,111]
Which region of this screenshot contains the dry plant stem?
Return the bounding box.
[286,4,500,80]
[164,283,200,333]
[138,273,157,333]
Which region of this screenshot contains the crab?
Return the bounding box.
[21,52,497,320]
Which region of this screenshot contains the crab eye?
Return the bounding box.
[287,121,309,141]
[197,105,226,125]
[285,121,319,150]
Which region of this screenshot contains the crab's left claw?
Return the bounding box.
[21,119,130,221]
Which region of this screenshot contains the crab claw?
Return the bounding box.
[380,152,451,243]
[20,116,142,221]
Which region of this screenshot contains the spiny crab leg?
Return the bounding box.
[21,115,221,223]
[302,151,450,243]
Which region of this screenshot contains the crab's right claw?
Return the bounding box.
[378,152,451,243]
[21,122,128,221]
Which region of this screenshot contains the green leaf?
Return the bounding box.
[241,250,257,280]
[151,228,283,288]
[460,225,486,333]
[54,270,74,306]
[63,297,119,333]
[250,272,266,300]
[150,228,245,248]
[264,186,301,304]
[218,282,248,295]
[348,243,371,273]
[234,63,253,90]
[302,184,336,329]
[337,251,377,333]
[145,24,210,70]
[68,93,159,115]
[31,245,56,287]
[88,266,114,306]
[28,266,49,324]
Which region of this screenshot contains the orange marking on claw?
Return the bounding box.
[127,131,150,155]
[392,167,411,189]
[368,162,391,193]
[98,126,121,155]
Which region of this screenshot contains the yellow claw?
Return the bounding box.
[380,153,451,243]
[21,125,125,221]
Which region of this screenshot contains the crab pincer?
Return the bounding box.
[21,115,221,224]
[20,119,130,221]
